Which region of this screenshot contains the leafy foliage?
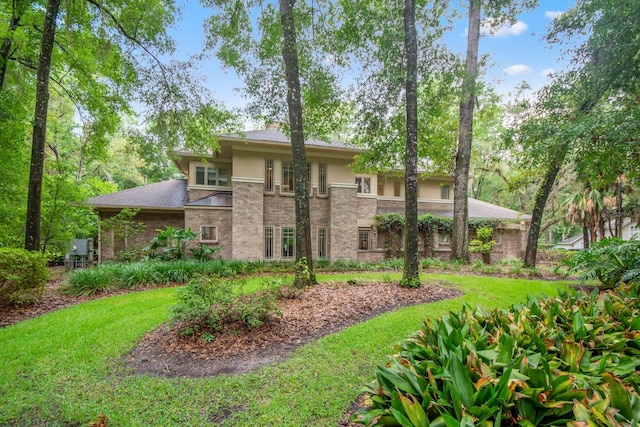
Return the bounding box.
[170,276,283,338]
[146,226,198,261]
[566,237,640,289]
[0,248,49,306]
[468,226,496,264]
[353,283,640,426]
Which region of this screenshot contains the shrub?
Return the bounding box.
[352,283,640,426]
[146,226,199,261]
[566,237,640,289]
[0,248,48,306]
[190,243,222,261]
[170,276,282,337]
[468,226,496,264]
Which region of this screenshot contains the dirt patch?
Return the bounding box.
[128,280,461,378]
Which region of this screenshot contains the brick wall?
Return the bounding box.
[232,181,264,260]
[184,208,232,259]
[98,211,184,261]
[329,185,358,260]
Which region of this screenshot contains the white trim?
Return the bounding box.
[200,225,219,243]
[231,177,265,184]
[184,206,232,211]
[356,194,378,199]
[328,183,358,189]
[188,184,233,191]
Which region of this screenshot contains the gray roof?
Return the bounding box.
[557,234,583,245]
[90,179,187,209]
[377,198,530,221]
[228,127,355,150]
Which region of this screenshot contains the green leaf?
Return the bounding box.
[610,381,632,420]
[399,393,430,427]
[450,356,475,410]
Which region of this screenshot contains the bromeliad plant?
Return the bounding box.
[353,283,640,426]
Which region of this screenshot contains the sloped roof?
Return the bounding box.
[558,234,583,245]
[377,198,531,221]
[90,179,187,209]
[228,126,354,150]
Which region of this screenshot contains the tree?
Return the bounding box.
[401,0,419,287]
[278,0,315,287]
[205,0,343,286]
[508,0,640,266]
[450,0,538,261]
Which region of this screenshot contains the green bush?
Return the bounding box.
[566,237,640,289]
[353,283,640,426]
[0,248,48,306]
[170,276,283,338]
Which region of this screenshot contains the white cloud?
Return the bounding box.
[504,64,533,76]
[545,11,564,20]
[481,19,528,37]
[540,68,555,77]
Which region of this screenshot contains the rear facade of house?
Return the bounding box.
[91,126,530,263]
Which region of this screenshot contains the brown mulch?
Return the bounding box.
[128,280,461,378]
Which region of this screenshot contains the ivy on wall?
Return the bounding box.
[374,213,505,257]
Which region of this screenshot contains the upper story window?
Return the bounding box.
[282,161,294,193]
[265,159,274,192]
[440,185,450,200]
[195,165,229,187]
[356,177,371,194]
[393,181,401,197]
[318,164,327,195]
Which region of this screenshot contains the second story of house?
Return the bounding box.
[172,125,456,209]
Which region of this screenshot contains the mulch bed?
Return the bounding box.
[128,280,461,377]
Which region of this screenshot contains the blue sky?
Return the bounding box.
[167,0,576,112]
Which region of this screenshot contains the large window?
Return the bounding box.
[317,228,326,258]
[358,229,371,251]
[440,185,451,200]
[393,181,401,197]
[282,227,295,258]
[356,177,371,194]
[264,227,274,259]
[282,161,294,193]
[265,160,274,192]
[200,226,218,243]
[195,166,229,186]
[318,164,327,195]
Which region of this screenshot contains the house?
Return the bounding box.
[90,125,531,263]
[555,218,639,250]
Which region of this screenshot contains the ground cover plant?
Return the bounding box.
[0,273,573,426]
[353,282,640,426]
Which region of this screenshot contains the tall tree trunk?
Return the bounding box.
[401,0,419,287]
[616,177,623,237]
[278,0,315,287]
[451,0,480,261]
[25,0,61,251]
[524,144,568,267]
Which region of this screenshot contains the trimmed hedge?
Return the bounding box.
[354,283,640,426]
[0,248,48,306]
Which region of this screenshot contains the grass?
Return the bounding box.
[0,273,574,426]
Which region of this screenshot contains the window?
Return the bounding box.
[318,164,327,195]
[439,233,450,245]
[282,161,294,193]
[358,229,371,251]
[440,185,450,200]
[307,163,311,193]
[317,228,326,258]
[494,233,502,245]
[195,165,229,186]
[201,226,218,243]
[282,227,295,258]
[356,177,371,194]
[393,181,401,197]
[377,179,384,196]
[265,160,274,191]
[264,227,274,259]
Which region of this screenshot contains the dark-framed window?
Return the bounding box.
[282,227,295,258]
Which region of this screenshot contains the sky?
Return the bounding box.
[166,0,577,115]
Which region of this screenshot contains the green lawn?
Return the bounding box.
[0,273,574,426]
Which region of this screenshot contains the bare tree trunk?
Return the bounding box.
[401,0,419,287]
[278,0,315,287]
[524,144,568,267]
[451,0,480,261]
[25,0,61,251]
[616,177,623,237]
